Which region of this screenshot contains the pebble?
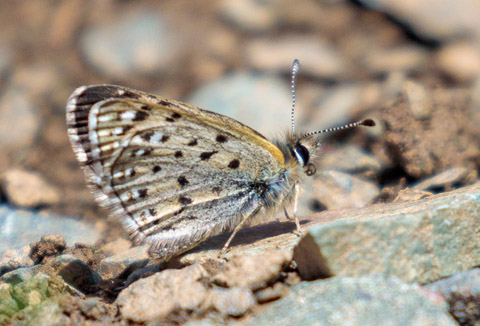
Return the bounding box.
[208,287,255,317]
[311,170,380,209]
[220,0,279,32]
[363,45,428,75]
[96,245,149,279]
[246,36,348,79]
[80,11,177,79]
[187,72,291,136]
[318,144,382,174]
[413,167,470,191]
[1,168,60,208]
[436,41,480,83]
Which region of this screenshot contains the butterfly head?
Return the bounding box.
[288,59,375,177]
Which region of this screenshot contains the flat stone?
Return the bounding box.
[294,183,480,283]
[312,170,380,209]
[208,287,255,317]
[413,166,470,191]
[240,277,456,325]
[0,247,33,275]
[116,264,210,323]
[96,245,149,279]
[212,251,291,291]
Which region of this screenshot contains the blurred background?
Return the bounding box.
[0,0,479,249]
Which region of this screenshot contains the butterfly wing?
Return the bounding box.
[67,85,287,259]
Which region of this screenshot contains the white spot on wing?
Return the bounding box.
[121,110,136,121]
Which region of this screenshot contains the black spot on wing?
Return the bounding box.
[228,159,240,169]
[177,176,189,187]
[161,135,170,143]
[179,196,192,206]
[152,165,161,173]
[216,134,227,143]
[141,131,154,141]
[200,151,218,161]
[149,208,157,216]
[172,112,182,119]
[133,111,149,122]
[138,189,148,198]
[187,139,198,146]
[140,104,152,111]
[175,151,183,158]
[165,117,175,123]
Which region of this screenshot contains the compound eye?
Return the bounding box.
[304,163,316,176]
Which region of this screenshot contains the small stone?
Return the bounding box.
[254,282,289,304]
[363,45,428,75]
[187,73,291,136]
[246,36,348,79]
[436,42,480,83]
[212,252,290,291]
[0,87,40,149]
[116,264,209,323]
[0,267,35,285]
[98,238,132,257]
[209,287,255,317]
[80,11,178,79]
[311,170,380,209]
[393,188,434,203]
[0,247,34,275]
[54,254,101,294]
[220,0,279,32]
[412,167,470,191]
[318,144,382,174]
[30,234,66,264]
[1,168,60,208]
[96,245,149,279]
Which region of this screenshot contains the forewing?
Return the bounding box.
[66,85,285,259]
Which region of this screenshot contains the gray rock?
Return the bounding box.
[240,277,456,326]
[0,267,35,285]
[54,254,101,293]
[311,170,380,209]
[318,144,382,174]
[0,205,101,257]
[187,72,291,136]
[294,182,480,283]
[96,245,149,279]
[80,11,177,79]
[246,37,348,79]
[363,45,428,75]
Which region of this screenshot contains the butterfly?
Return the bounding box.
[66,59,375,262]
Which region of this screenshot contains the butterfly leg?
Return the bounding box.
[284,183,302,236]
[219,205,262,256]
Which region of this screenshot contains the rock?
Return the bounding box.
[80,11,178,79]
[0,87,40,149]
[0,267,35,285]
[436,42,480,83]
[97,238,132,257]
[0,283,20,318]
[412,166,470,191]
[220,0,279,32]
[294,183,480,283]
[0,247,34,276]
[30,234,66,264]
[208,287,255,317]
[311,170,380,209]
[246,36,348,79]
[356,0,480,41]
[240,277,456,325]
[393,188,433,203]
[425,268,480,325]
[96,245,149,280]
[212,251,291,291]
[318,144,382,174]
[116,264,210,323]
[363,45,428,75]
[401,80,432,120]
[1,168,60,208]
[187,73,291,136]
[254,282,289,304]
[0,205,101,257]
[54,254,101,294]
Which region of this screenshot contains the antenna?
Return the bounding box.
[301,119,376,139]
[291,59,301,135]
